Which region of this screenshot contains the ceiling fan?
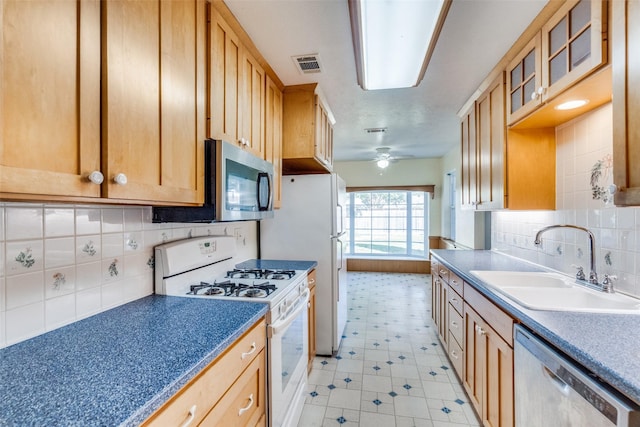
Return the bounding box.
[373,147,411,169]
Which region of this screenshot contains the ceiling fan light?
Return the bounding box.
[377,158,390,169]
[349,0,450,91]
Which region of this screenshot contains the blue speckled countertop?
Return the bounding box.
[236,259,317,271]
[0,295,267,426]
[431,249,640,406]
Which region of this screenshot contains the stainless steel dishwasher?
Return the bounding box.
[514,325,640,427]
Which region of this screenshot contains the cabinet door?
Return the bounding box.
[239,50,265,157]
[484,328,514,427]
[541,0,607,101]
[439,282,449,345]
[463,305,484,414]
[265,76,283,209]
[102,0,205,203]
[431,272,441,326]
[314,98,333,170]
[506,35,542,125]
[460,104,477,209]
[0,0,101,199]
[464,303,514,427]
[210,7,241,144]
[476,73,506,210]
[308,283,317,369]
[613,0,640,205]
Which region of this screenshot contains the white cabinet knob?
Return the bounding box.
[113,173,128,185]
[531,86,545,101]
[88,171,104,185]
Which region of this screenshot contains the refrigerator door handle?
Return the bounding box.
[337,238,344,271]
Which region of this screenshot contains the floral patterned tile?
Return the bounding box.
[6,240,43,276]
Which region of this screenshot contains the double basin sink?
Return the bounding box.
[469,270,640,313]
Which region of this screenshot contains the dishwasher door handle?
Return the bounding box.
[542,366,570,396]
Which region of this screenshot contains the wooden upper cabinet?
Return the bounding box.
[282,83,335,174]
[507,0,607,125]
[476,73,506,210]
[239,49,266,158]
[506,35,542,125]
[462,71,554,211]
[612,0,640,206]
[209,5,265,158]
[0,0,101,199]
[460,104,477,209]
[265,76,283,209]
[102,0,205,204]
[541,0,607,100]
[209,6,241,145]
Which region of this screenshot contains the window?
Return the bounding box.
[344,190,428,257]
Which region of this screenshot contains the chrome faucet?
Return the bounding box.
[534,224,599,286]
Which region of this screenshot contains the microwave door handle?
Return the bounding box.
[256,172,271,211]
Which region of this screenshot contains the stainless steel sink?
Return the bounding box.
[469,270,640,313]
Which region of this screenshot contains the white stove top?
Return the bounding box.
[154,236,307,308]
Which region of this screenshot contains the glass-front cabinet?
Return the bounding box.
[507,0,607,125]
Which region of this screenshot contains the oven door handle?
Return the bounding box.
[268,288,310,337]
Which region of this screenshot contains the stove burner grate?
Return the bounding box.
[187,280,278,298]
[226,268,297,280]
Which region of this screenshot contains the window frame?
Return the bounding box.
[345,186,431,258]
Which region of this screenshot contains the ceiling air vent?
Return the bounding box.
[292,54,322,74]
[365,127,387,134]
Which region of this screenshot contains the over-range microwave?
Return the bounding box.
[152,139,274,223]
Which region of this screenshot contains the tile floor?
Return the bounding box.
[299,271,480,427]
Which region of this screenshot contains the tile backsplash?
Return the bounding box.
[0,203,258,348]
[493,103,640,298]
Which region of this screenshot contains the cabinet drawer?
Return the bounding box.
[143,319,266,426]
[200,349,266,427]
[448,271,464,297]
[437,264,450,283]
[448,307,463,345]
[447,331,464,377]
[464,283,514,345]
[448,289,464,316]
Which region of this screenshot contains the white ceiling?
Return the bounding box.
[225,0,547,162]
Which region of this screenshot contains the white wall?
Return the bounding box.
[0,204,258,348]
[333,158,443,239]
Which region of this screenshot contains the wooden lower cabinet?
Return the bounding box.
[200,351,266,427]
[308,269,317,371]
[143,319,266,427]
[431,258,515,427]
[431,274,448,345]
[463,301,514,427]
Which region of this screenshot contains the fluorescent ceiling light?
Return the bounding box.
[555,99,589,110]
[349,0,451,91]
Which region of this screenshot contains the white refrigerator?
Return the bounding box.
[260,173,347,356]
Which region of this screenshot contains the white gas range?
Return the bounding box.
[154,236,309,427]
